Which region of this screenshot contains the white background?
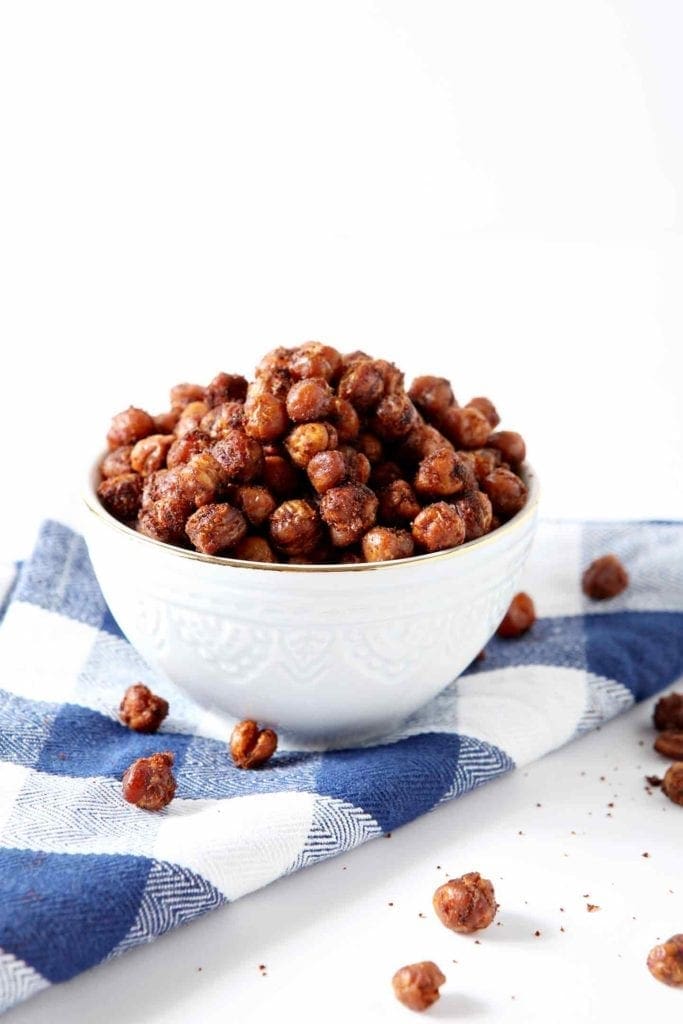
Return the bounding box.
[0,2,681,1021]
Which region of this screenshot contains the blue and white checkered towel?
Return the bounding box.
[0,520,682,1013]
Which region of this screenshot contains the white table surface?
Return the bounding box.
[5,692,682,1024]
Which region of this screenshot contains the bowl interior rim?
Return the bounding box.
[84,455,539,574]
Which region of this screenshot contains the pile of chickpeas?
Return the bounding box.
[97,342,528,564]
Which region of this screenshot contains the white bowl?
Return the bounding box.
[83,460,539,742]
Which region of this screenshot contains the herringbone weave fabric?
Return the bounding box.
[0,520,681,1013]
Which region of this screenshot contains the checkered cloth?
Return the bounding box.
[0,520,682,1013]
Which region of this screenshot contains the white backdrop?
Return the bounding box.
[1,1,681,560]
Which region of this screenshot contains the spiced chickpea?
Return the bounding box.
[338,359,385,410]
[200,402,244,439]
[414,449,475,498]
[107,407,156,450]
[235,485,277,526]
[467,396,500,428]
[170,383,205,410]
[256,346,292,377]
[453,491,493,540]
[233,535,278,563]
[97,473,143,522]
[243,392,289,442]
[373,359,404,395]
[284,422,338,469]
[341,447,371,485]
[320,484,378,547]
[370,392,418,441]
[392,961,446,1013]
[130,434,175,476]
[408,375,455,418]
[205,372,248,407]
[269,499,322,556]
[122,752,176,810]
[329,396,360,442]
[395,422,453,467]
[307,450,348,494]
[288,341,341,382]
[412,502,466,552]
[497,592,536,638]
[378,479,421,524]
[185,503,247,555]
[466,447,502,483]
[137,495,192,545]
[362,526,414,562]
[262,453,300,497]
[178,451,228,507]
[285,377,334,422]
[211,430,264,482]
[154,409,181,434]
[166,429,211,469]
[141,468,177,508]
[433,872,497,933]
[370,461,403,490]
[175,401,210,437]
[356,432,383,465]
[482,467,528,519]
[487,430,526,466]
[100,445,133,479]
[437,405,491,449]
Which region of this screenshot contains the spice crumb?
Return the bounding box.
[586,904,600,913]
[534,930,541,937]
[642,852,650,858]
[646,775,663,788]
[560,926,565,933]
[474,939,481,945]
[384,832,392,839]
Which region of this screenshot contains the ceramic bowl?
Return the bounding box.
[83,460,539,742]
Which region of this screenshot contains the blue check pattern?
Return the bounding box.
[0,519,681,1013]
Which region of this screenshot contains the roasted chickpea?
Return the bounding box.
[288,341,341,382]
[204,372,248,407]
[255,346,293,377]
[487,430,526,466]
[370,392,418,441]
[370,460,403,490]
[175,401,210,437]
[412,502,466,552]
[97,473,143,522]
[211,430,264,482]
[285,377,334,422]
[235,485,277,526]
[233,535,278,563]
[100,445,133,479]
[141,468,178,508]
[178,451,228,507]
[437,405,491,449]
[243,391,289,442]
[185,503,247,554]
[200,401,244,439]
[467,396,500,428]
[269,499,322,556]
[373,359,404,395]
[262,453,301,497]
[284,422,338,468]
[378,479,421,524]
[356,432,384,465]
[154,409,181,434]
[395,422,453,466]
[414,448,475,498]
[130,434,175,476]
[465,447,503,483]
[341,446,371,485]
[307,450,348,494]
[166,429,211,469]
[452,490,493,540]
[392,961,446,1013]
[338,359,385,410]
[329,396,360,442]
[170,383,205,410]
[319,484,378,547]
[482,467,528,519]
[137,495,192,545]
[497,592,536,638]
[408,375,455,418]
[362,526,414,562]
[107,407,156,450]
[433,872,497,933]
